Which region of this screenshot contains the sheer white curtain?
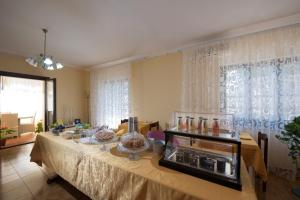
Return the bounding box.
[182,44,224,113]
[0,76,45,125]
[182,24,300,179]
[90,63,131,128]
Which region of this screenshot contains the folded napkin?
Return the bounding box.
[240,133,253,140]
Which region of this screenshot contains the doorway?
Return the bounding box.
[0,71,56,148]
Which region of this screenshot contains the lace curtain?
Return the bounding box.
[220,57,300,128]
[182,24,300,179]
[181,44,222,113]
[90,63,131,128]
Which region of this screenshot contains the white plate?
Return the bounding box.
[95,135,119,144]
[79,135,119,145]
[79,137,100,144]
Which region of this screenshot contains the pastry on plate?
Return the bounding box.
[95,130,114,141]
[121,137,145,149]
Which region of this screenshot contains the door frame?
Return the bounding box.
[45,78,57,131]
[0,70,57,132]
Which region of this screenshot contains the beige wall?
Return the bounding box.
[0,52,89,123]
[131,52,182,128]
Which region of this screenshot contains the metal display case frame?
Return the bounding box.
[159,129,242,190]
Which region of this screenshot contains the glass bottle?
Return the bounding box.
[190,117,195,131]
[177,116,182,130]
[128,116,139,133]
[198,117,203,133]
[203,118,208,134]
[190,117,195,144]
[212,118,220,136]
[185,116,190,131]
[134,117,138,132]
[128,117,134,133]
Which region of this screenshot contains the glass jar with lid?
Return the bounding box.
[212,118,220,136]
[203,118,208,134]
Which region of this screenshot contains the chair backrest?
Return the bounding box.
[149,121,159,131]
[19,113,36,125]
[32,112,37,123]
[121,119,128,124]
[0,113,18,130]
[258,131,268,168]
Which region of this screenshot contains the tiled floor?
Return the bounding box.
[255,175,300,200]
[0,143,81,200]
[1,143,300,200]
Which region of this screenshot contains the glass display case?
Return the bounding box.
[159,127,242,190]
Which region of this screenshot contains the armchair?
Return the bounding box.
[18,113,36,134]
[0,113,19,138]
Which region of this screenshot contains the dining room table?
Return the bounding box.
[30,130,257,200]
[240,132,268,182]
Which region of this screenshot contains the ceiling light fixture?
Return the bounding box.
[26,28,64,70]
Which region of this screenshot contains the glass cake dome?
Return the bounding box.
[118,117,149,160]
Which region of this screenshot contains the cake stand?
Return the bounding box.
[117,141,149,160]
[96,136,119,151]
[79,137,100,144]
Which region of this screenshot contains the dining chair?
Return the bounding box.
[258,131,268,192]
[149,121,159,131]
[121,119,128,124]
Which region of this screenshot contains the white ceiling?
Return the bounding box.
[0,0,300,68]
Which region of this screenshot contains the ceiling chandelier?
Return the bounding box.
[26,28,63,70]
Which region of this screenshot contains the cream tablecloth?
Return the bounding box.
[240,132,268,182]
[30,132,257,200]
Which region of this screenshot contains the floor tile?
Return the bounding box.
[0,177,25,194]
[17,195,34,200]
[0,183,32,200]
[0,144,86,200]
[12,159,39,168]
[17,167,41,178]
[9,154,30,164]
[12,161,40,172]
[0,162,13,168]
[1,166,17,177]
[0,148,23,156]
[34,185,75,200]
[0,159,12,168]
[0,173,20,184]
[22,170,49,195]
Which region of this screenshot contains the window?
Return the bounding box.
[220,57,300,130]
[97,79,129,128]
[90,63,131,129]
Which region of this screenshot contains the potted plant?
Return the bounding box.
[276,116,300,196]
[74,123,91,137]
[0,127,15,146]
[50,121,66,135]
[35,121,44,133]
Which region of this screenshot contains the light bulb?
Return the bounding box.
[44,57,53,65]
[47,66,54,70]
[56,63,64,69]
